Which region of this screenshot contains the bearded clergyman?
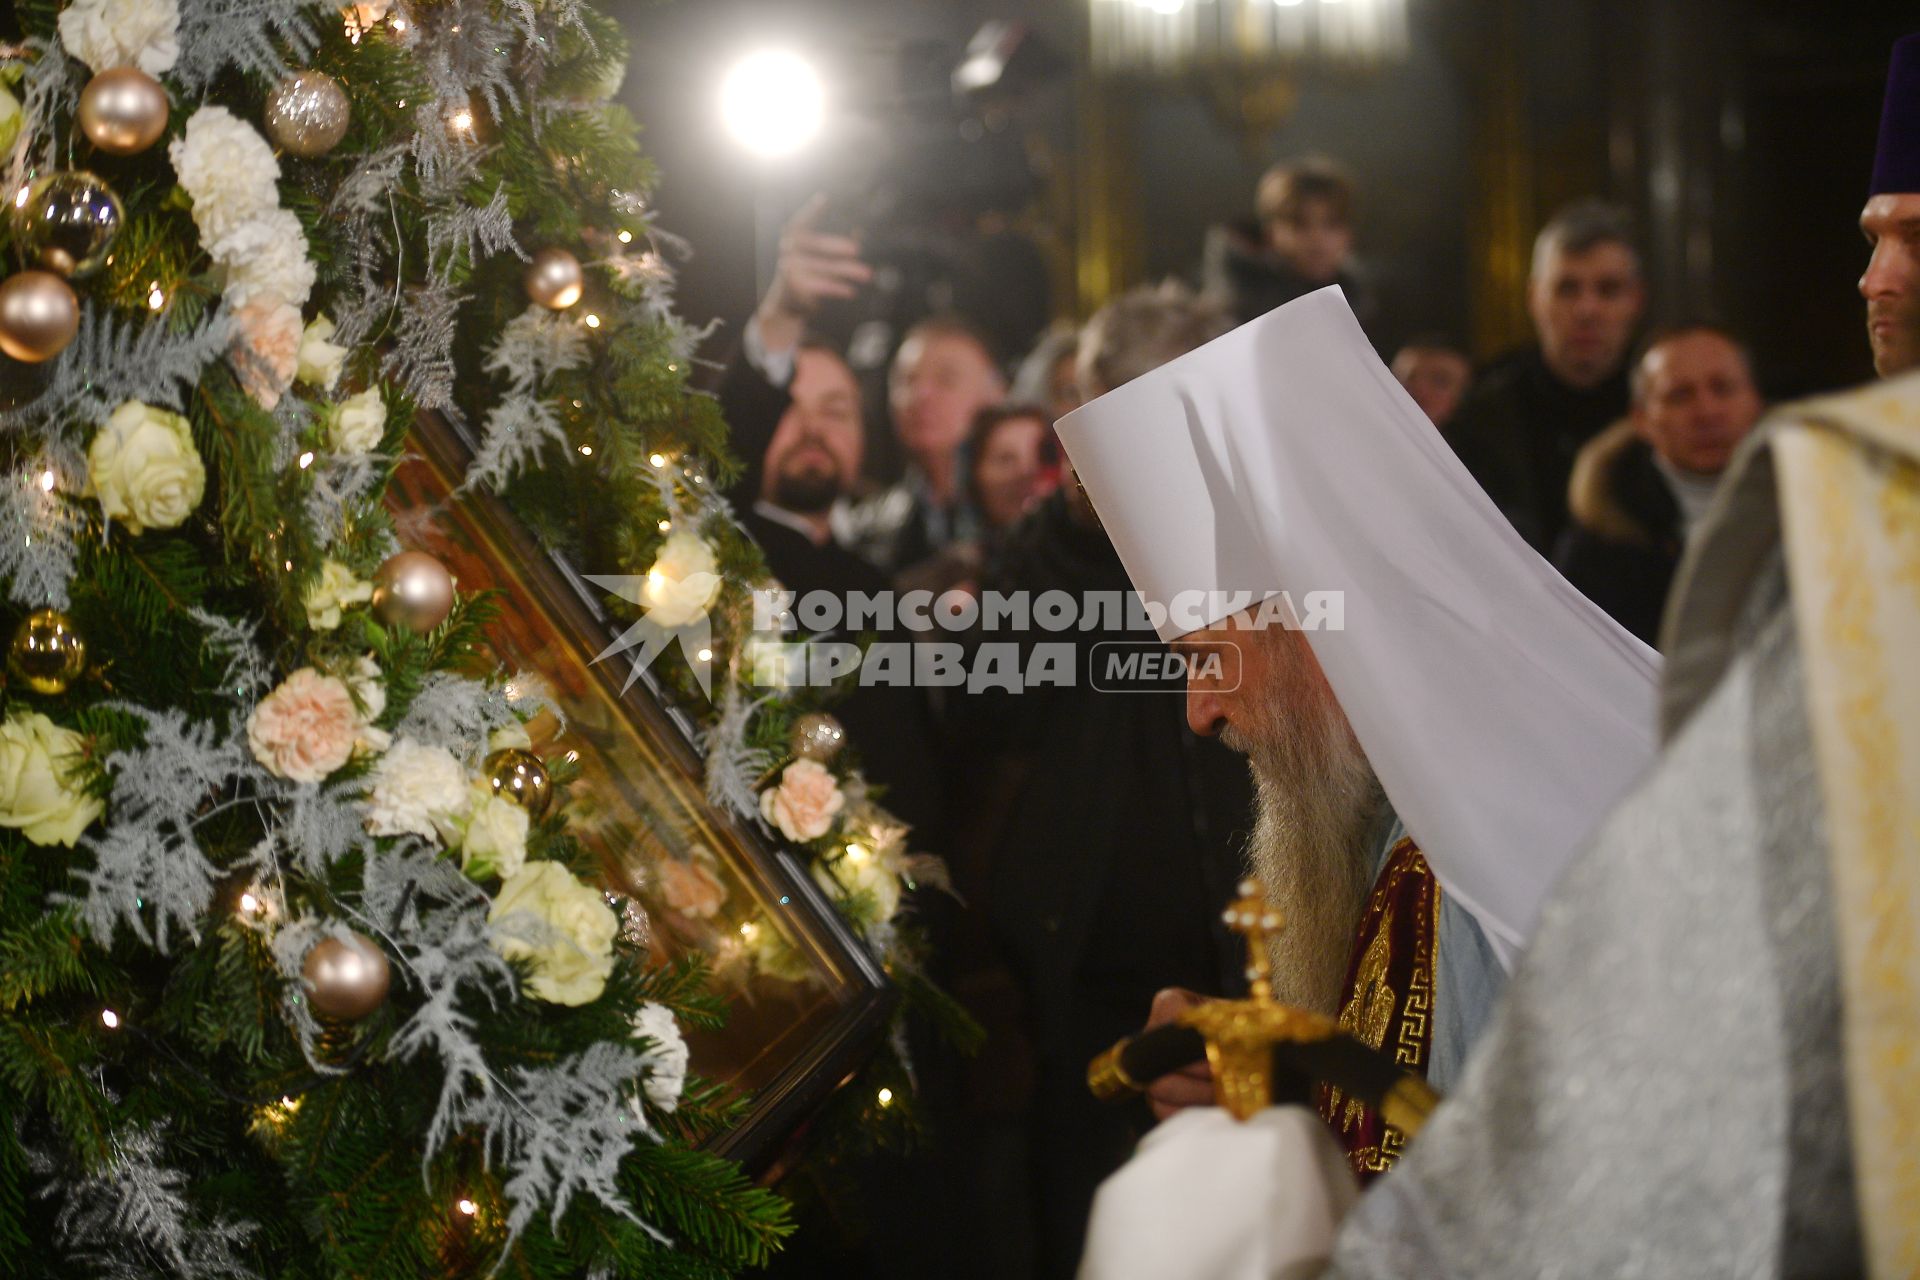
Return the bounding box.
[1057,282,1664,1188]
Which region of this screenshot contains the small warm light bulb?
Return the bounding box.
[239,892,260,914]
[739,921,759,941]
[657,519,671,532]
[450,108,474,132]
[147,285,165,311]
[648,453,667,468]
[391,17,407,30]
[844,842,869,864]
[578,444,593,456]
[583,313,601,329]
[696,647,713,662]
[456,1198,478,1216]
[617,229,633,244]
[100,1009,120,1029]
[38,470,55,492]
[280,1095,298,1111]
[283,560,293,572]
[297,451,315,469]
[12,186,27,210]
[877,1087,894,1107]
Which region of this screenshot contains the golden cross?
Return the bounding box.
[1221,877,1285,1004]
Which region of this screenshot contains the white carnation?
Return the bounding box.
[641,532,722,629]
[169,107,280,245]
[209,209,315,310]
[58,0,179,76]
[632,1002,689,1112]
[456,788,530,881]
[365,738,471,841]
[349,655,391,756]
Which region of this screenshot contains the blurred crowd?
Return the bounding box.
[719,157,1796,1279]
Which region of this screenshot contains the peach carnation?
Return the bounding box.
[247,668,358,783]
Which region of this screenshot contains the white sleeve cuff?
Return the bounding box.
[743,315,796,389]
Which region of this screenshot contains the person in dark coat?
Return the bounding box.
[942,282,1255,1279]
[1446,200,1647,553]
[1200,156,1378,333]
[1554,325,1765,646]
[713,198,944,841]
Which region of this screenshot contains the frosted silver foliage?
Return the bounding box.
[0,464,83,609]
[6,40,79,180]
[171,0,320,94]
[483,1042,668,1252]
[381,283,465,410]
[702,682,774,824]
[394,672,525,763]
[463,308,588,491]
[426,183,523,280]
[0,307,231,451]
[45,1124,260,1279]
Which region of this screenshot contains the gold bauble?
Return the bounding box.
[0,271,81,363]
[791,712,846,762]
[7,608,88,695]
[301,931,391,1022]
[371,551,455,633]
[484,747,553,820]
[264,70,351,158]
[523,247,584,310]
[12,171,123,278]
[77,68,170,156]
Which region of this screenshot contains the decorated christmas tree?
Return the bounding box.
[0,0,967,1273]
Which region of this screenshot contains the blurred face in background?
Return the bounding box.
[1046,351,1081,423]
[1528,241,1645,390]
[972,412,1051,531]
[1265,196,1354,286]
[1860,193,1920,377]
[762,348,864,515]
[889,329,1006,468]
[1391,346,1473,429]
[1632,330,1764,477]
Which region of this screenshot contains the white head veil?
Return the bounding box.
[1056,286,1662,962]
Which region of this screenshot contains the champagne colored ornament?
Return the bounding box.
[301,931,391,1021]
[791,712,846,762]
[524,247,583,310]
[0,271,80,363]
[484,747,553,820]
[7,608,88,695]
[370,551,454,633]
[77,68,170,156]
[12,171,122,278]
[264,70,351,158]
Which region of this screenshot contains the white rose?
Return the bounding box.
[303,559,373,632]
[0,84,21,156]
[208,209,315,311]
[640,531,722,629]
[456,785,530,881]
[488,860,617,1006]
[328,387,387,455]
[229,299,302,411]
[58,0,179,76]
[0,712,104,847]
[168,107,280,245]
[297,314,348,391]
[86,399,206,535]
[758,758,843,843]
[631,1002,688,1113]
[365,738,471,841]
[811,846,901,923]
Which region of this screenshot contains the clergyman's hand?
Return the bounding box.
[1143,986,1214,1122]
[754,193,872,356]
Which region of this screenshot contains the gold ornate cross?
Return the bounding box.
[1221,877,1286,1005]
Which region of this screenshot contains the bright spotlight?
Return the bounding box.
[720,50,825,158]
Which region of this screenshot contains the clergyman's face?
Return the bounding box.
[1528,242,1646,390]
[762,349,863,514]
[1860,193,1920,377]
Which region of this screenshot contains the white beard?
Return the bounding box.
[1228,673,1386,1016]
